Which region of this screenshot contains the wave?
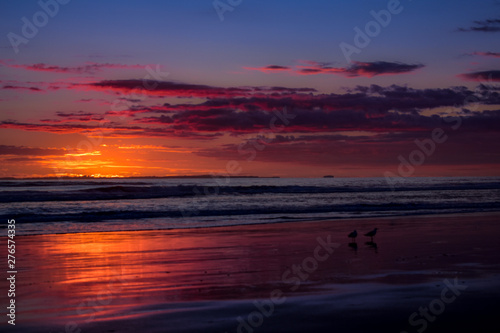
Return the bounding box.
[3,201,500,224]
[1,181,500,203]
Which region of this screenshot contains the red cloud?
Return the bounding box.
[76,80,316,99]
[2,83,499,140]
[118,84,488,116]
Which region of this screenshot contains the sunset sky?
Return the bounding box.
[1,0,499,178]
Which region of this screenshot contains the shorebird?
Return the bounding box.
[348,230,357,242]
[364,228,378,241]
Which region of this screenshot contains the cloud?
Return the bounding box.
[343,61,424,77]
[243,65,291,73]
[126,84,495,116]
[80,79,316,98]
[108,83,500,136]
[0,121,109,134]
[0,145,66,156]
[56,111,103,119]
[134,105,500,135]
[0,61,144,74]
[196,129,500,168]
[0,120,221,140]
[109,83,489,126]
[458,70,500,82]
[458,18,500,32]
[2,85,43,92]
[40,111,106,123]
[3,157,47,163]
[3,82,500,140]
[471,51,500,58]
[245,60,424,77]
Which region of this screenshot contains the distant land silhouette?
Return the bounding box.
[0,175,271,180]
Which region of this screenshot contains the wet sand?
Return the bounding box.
[5,212,500,332]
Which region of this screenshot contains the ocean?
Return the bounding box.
[1,176,499,235]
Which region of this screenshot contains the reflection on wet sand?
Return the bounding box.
[13,213,500,332]
[348,242,358,254]
[365,241,378,253]
[18,225,344,327]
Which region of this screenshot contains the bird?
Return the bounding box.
[364,228,378,241]
[348,230,357,242]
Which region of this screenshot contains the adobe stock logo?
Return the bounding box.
[7,0,71,54]
[213,0,243,22]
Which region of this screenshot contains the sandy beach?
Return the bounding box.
[5,212,500,333]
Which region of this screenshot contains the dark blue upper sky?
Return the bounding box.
[2,0,498,90]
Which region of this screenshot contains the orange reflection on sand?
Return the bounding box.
[18,223,331,328]
[17,229,254,326]
[16,214,500,330]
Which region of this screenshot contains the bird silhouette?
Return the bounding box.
[364,228,378,241]
[348,230,357,242]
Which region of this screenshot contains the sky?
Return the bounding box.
[0,0,499,178]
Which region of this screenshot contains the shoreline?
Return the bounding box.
[10,210,500,236]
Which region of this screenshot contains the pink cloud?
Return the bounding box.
[472,51,500,58]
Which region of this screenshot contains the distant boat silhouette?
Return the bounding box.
[364,228,378,241]
[348,230,357,242]
[323,175,334,178]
